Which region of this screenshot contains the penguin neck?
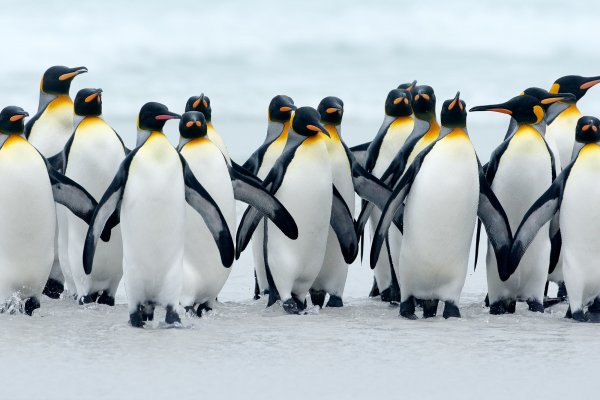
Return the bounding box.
[439,126,468,139]
[283,129,308,153]
[571,141,586,161]
[546,102,573,125]
[38,92,66,112]
[265,120,288,143]
[0,132,24,148]
[137,129,162,147]
[73,114,97,130]
[324,123,341,142]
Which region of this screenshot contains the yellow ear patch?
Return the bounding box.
[186,121,194,128]
[549,83,560,94]
[533,105,544,123]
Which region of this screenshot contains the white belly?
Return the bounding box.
[28,96,74,157]
[207,124,230,163]
[399,134,478,302]
[0,138,56,301]
[64,117,126,296]
[560,145,600,311]
[179,138,236,306]
[486,126,552,302]
[267,137,332,301]
[546,106,581,169]
[121,134,185,310]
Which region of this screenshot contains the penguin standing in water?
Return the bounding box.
[309,97,354,308]
[185,94,230,162]
[25,65,88,299]
[242,95,296,298]
[509,116,600,322]
[370,93,512,319]
[545,75,600,170]
[57,88,128,305]
[470,94,570,314]
[236,107,358,314]
[0,106,97,315]
[83,102,234,328]
[177,111,297,316]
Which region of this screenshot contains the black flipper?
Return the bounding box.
[229,161,298,240]
[474,220,482,271]
[83,148,140,274]
[349,141,371,169]
[24,103,48,139]
[476,160,513,281]
[370,142,437,268]
[180,154,235,268]
[44,157,97,224]
[331,185,359,264]
[549,213,562,274]
[47,153,64,172]
[508,163,574,279]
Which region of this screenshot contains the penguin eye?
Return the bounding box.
[186,121,194,128]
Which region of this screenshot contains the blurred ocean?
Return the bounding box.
[3,0,600,161]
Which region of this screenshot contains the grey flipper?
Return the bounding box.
[502,117,518,141]
[43,156,97,224]
[370,142,437,268]
[180,154,235,268]
[508,163,574,279]
[476,160,513,281]
[331,185,359,263]
[229,161,298,240]
[83,148,140,274]
[364,116,396,172]
[349,141,370,168]
[235,137,306,258]
[47,153,64,172]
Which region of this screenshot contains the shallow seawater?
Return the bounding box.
[2,0,600,399]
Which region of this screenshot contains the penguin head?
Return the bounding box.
[441,92,467,128]
[137,102,181,132]
[179,111,208,139]
[291,107,330,137]
[185,94,211,121]
[550,75,600,102]
[411,85,436,119]
[40,65,88,95]
[268,95,296,122]
[74,88,103,116]
[0,106,29,135]
[397,80,417,93]
[575,116,600,144]
[521,87,576,111]
[317,96,344,125]
[385,89,413,117]
[469,95,544,125]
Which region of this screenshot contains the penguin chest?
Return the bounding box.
[402,133,478,276]
[371,117,414,177]
[561,145,600,260]
[406,124,440,167]
[546,105,581,168]
[29,96,74,156]
[180,139,235,298]
[493,126,552,230]
[207,124,230,162]
[325,136,354,211]
[0,137,55,295]
[121,134,185,270]
[258,133,287,179]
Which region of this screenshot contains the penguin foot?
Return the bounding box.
[142,304,155,322]
[78,295,94,305]
[557,282,568,299]
[389,284,401,305]
[129,307,145,328]
[253,274,261,300]
[380,287,392,302]
[43,278,64,299]
[571,310,588,322]
[266,287,279,308]
[565,306,573,319]
[489,301,507,315]
[282,299,300,315]
[399,297,417,320]
[586,311,600,323]
[443,301,461,319]
[97,292,115,306]
[422,299,439,318]
[484,293,490,307]
[184,305,196,316]
[263,289,270,296]
[165,305,181,324]
[309,289,326,308]
[197,302,212,318]
[326,295,343,308]
[368,278,380,298]
[506,300,516,314]
[587,298,600,313]
[24,297,40,316]
[292,294,307,311]
[527,299,544,313]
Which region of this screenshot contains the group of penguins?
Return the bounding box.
[1,66,600,327]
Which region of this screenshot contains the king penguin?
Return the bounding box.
[185,94,230,162]
[177,111,297,316]
[470,95,565,314]
[508,116,600,322]
[236,107,358,314]
[58,88,128,306]
[0,106,97,315]
[83,102,235,328]
[370,92,512,319]
[25,65,88,299]
[545,75,600,170]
